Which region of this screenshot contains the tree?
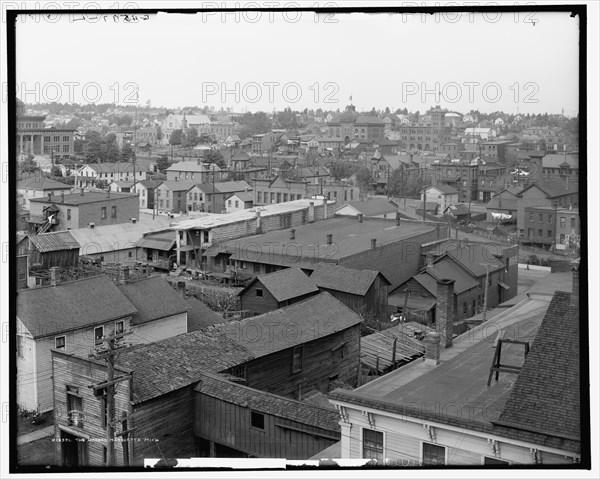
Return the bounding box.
[169,129,184,146]
[204,150,226,168]
[95,179,108,189]
[121,143,135,163]
[182,128,199,148]
[329,161,357,180]
[354,166,373,193]
[156,154,171,173]
[50,165,63,177]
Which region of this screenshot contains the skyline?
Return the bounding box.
[13,8,580,115]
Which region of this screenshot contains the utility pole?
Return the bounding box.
[480,263,491,322]
[89,327,133,467]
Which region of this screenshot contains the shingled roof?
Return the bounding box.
[239,267,319,303]
[186,297,227,331]
[28,231,79,253]
[493,291,580,444]
[17,275,138,338]
[309,264,390,296]
[211,292,362,358]
[195,373,341,432]
[116,276,191,325]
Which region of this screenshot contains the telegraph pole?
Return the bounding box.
[89,328,133,467]
[480,263,491,322]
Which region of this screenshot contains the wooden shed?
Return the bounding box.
[17,231,80,271]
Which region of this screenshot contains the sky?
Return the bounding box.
[12,4,581,115]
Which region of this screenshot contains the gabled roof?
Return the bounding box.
[185,297,227,331]
[309,264,390,296]
[423,260,479,294]
[158,180,198,192]
[336,198,399,217]
[138,179,162,189]
[486,196,519,211]
[117,277,190,325]
[518,180,578,198]
[29,191,136,206]
[440,243,506,277]
[542,153,578,169]
[493,291,580,444]
[214,180,252,194]
[17,275,138,338]
[166,161,209,173]
[28,231,79,253]
[195,372,341,432]
[239,267,319,303]
[443,203,470,216]
[428,184,459,195]
[213,292,362,358]
[227,191,254,202]
[84,162,140,175]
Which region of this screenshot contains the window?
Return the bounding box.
[54,135,60,142]
[292,346,303,373]
[111,206,117,218]
[103,446,108,464]
[484,457,509,465]
[538,229,543,238]
[66,209,71,221]
[228,200,232,207]
[230,364,247,381]
[115,321,124,335]
[17,336,24,358]
[63,136,69,142]
[253,263,261,274]
[363,429,384,461]
[529,213,534,222]
[194,193,198,201]
[63,145,69,152]
[528,228,534,238]
[255,288,263,297]
[560,216,566,228]
[94,326,104,346]
[571,216,576,228]
[559,233,566,244]
[55,335,66,350]
[547,214,553,223]
[463,302,467,315]
[235,201,239,208]
[547,230,552,238]
[251,411,265,430]
[67,385,83,417]
[422,442,446,465]
[257,191,262,203]
[101,207,107,219]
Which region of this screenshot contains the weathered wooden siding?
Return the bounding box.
[25,317,132,412]
[132,388,197,466]
[131,313,188,345]
[244,324,360,398]
[239,281,279,314]
[194,393,339,459]
[52,351,132,467]
[16,321,37,412]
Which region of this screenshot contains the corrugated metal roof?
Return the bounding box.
[29,231,79,253]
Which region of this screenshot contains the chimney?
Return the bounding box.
[290,228,296,240]
[61,191,65,203]
[308,202,315,223]
[197,158,201,165]
[396,211,401,226]
[371,238,377,249]
[255,209,262,234]
[49,266,60,286]
[81,188,85,196]
[107,189,111,198]
[322,197,328,220]
[358,213,363,223]
[89,222,95,229]
[326,233,333,245]
[435,278,455,348]
[47,193,52,201]
[425,253,434,268]
[131,218,137,224]
[570,261,579,309]
[423,332,441,365]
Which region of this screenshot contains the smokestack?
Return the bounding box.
[326,234,333,245]
[49,266,60,286]
[290,228,296,240]
[423,332,441,365]
[308,202,315,223]
[358,213,363,223]
[571,261,579,309]
[436,278,455,348]
[255,209,262,234]
[371,238,377,249]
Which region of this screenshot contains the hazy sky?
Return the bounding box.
[14,5,580,115]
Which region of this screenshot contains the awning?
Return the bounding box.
[135,237,175,251]
[498,281,510,290]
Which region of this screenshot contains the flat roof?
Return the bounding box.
[30,191,137,205]
[336,298,548,426]
[208,217,438,264]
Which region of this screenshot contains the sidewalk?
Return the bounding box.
[17,425,54,446]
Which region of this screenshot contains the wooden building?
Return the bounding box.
[194,372,341,459]
[237,267,319,315]
[50,292,362,465]
[16,231,80,273]
[308,264,391,318]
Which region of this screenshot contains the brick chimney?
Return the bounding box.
[358,213,363,223]
[396,211,400,226]
[47,193,52,201]
[423,331,441,365]
[61,191,65,203]
[326,234,333,245]
[425,253,434,268]
[49,266,60,286]
[371,238,377,249]
[571,261,579,309]
[255,209,262,234]
[436,278,455,348]
[290,228,296,240]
